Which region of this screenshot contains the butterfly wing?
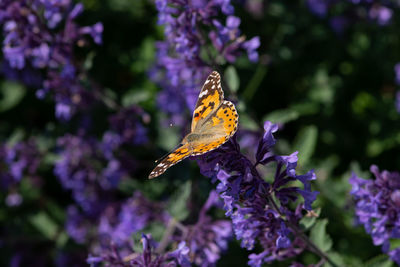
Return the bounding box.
[148,144,192,179]
[191,100,238,156]
[191,71,224,132]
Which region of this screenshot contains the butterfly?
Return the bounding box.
[148,71,239,179]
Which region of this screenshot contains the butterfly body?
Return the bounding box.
[149,71,238,179]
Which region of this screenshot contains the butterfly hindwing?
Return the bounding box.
[148,144,192,179]
[191,71,224,132]
[214,100,238,137]
[191,100,239,156]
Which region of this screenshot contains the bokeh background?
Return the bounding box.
[1,0,400,266]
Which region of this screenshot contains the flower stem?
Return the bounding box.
[267,195,339,267]
[155,218,177,254]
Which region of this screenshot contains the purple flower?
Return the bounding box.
[54,134,120,216]
[65,205,90,244]
[369,5,393,25]
[89,233,191,267]
[151,0,259,126]
[107,106,149,145]
[349,165,400,265]
[182,191,232,266]
[0,0,103,120]
[0,139,41,194]
[196,121,318,264]
[395,63,400,85]
[94,192,169,258]
[306,0,330,17]
[306,0,395,29]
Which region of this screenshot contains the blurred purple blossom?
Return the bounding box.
[0,0,103,120]
[107,106,149,145]
[306,0,330,17]
[54,134,118,217]
[182,191,232,266]
[369,5,393,25]
[91,192,170,259]
[395,63,400,85]
[151,0,259,126]
[349,165,400,265]
[196,121,318,266]
[306,0,395,29]
[66,205,91,244]
[88,234,191,267]
[0,140,41,206]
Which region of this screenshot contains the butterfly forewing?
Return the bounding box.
[191,71,224,132]
[148,144,192,179]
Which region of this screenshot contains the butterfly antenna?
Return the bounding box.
[155,144,182,164]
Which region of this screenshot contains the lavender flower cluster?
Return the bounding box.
[0,139,41,206]
[87,190,232,267]
[197,121,319,266]
[395,63,400,113]
[55,107,149,243]
[350,165,400,265]
[0,0,103,120]
[151,0,260,126]
[307,0,397,33]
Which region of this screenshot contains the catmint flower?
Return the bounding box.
[182,191,232,266]
[350,165,400,265]
[196,121,319,265]
[395,63,400,85]
[151,0,259,126]
[88,234,191,267]
[0,140,41,204]
[0,0,103,120]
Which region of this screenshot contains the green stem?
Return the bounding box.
[267,195,339,267]
[155,218,177,254]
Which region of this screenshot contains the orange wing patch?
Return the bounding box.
[148,144,192,179]
[215,100,238,136]
[191,71,223,132]
[191,137,226,156]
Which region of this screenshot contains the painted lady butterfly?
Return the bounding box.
[148,71,239,179]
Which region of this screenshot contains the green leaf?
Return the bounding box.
[238,112,259,131]
[7,128,25,146]
[242,65,268,102]
[263,108,299,124]
[300,208,321,229]
[293,125,318,166]
[30,212,58,239]
[0,81,26,112]
[83,51,96,70]
[365,254,394,267]
[132,233,144,254]
[156,114,180,151]
[167,180,191,221]
[291,102,319,116]
[122,89,152,106]
[224,66,240,92]
[310,219,333,253]
[143,221,166,242]
[56,233,68,248]
[323,251,346,267]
